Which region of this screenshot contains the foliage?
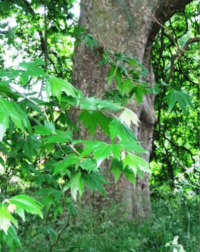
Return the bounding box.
[0,0,199,251]
[151,0,199,191]
[0,57,149,249]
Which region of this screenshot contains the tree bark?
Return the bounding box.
[73,0,192,217]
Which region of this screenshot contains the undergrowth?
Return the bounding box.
[15,194,200,252]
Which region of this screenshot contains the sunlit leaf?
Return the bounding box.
[0,204,18,234]
[67,172,84,201]
[47,76,78,103]
[123,154,150,174]
[119,108,139,127]
[0,112,9,141]
[10,195,43,218]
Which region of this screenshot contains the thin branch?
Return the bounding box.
[49,219,70,252]
[177,37,200,55]
[39,3,48,97]
[44,3,48,73]
[152,14,180,50]
[48,55,59,75]
[11,86,49,121]
[155,130,195,163]
[69,144,81,156]
[165,37,200,82]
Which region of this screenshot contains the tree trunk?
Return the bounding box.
[73,0,192,217]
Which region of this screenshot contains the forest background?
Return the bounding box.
[0,0,199,251]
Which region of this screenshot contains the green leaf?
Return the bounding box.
[121,79,134,96]
[84,34,98,50]
[15,208,25,222]
[79,140,120,165]
[14,102,32,133]
[124,169,136,185]
[107,65,116,86]
[128,58,137,66]
[83,173,107,195]
[80,158,98,171]
[0,204,18,234]
[0,98,31,133]
[34,121,55,136]
[0,99,24,130]
[165,90,192,113]
[67,172,84,201]
[111,144,122,158]
[47,76,78,103]
[45,129,72,144]
[121,140,145,153]
[10,195,43,218]
[23,137,39,160]
[79,141,110,161]
[133,85,147,104]
[19,59,45,78]
[0,112,9,141]
[119,108,139,127]
[5,226,22,251]
[79,97,121,111]
[20,71,29,85]
[110,158,123,183]
[109,118,137,143]
[115,68,122,91]
[93,143,111,164]
[79,111,111,137]
[123,154,150,174]
[34,125,53,135]
[0,69,20,79]
[0,81,20,98]
[54,154,79,175]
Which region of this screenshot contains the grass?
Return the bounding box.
[15,194,200,252]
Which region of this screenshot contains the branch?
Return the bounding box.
[155,130,195,163]
[49,219,70,252]
[146,0,193,48]
[11,86,49,121]
[152,14,180,50]
[165,37,200,82]
[69,144,81,156]
[39,3,48,97]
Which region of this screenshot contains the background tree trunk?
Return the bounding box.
[73,0,192,217]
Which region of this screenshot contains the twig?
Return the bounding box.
[155,130,195,163]
[69,144,81,156]
[165,37,200,82]
[49,219,70,252]
[39,2,48,97]
[11,86,49,121]
[152,14,180,50]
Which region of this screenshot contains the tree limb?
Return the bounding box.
[155,130,195,163]
[165,37,200,82]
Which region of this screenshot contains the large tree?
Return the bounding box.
[73,0,193,217]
